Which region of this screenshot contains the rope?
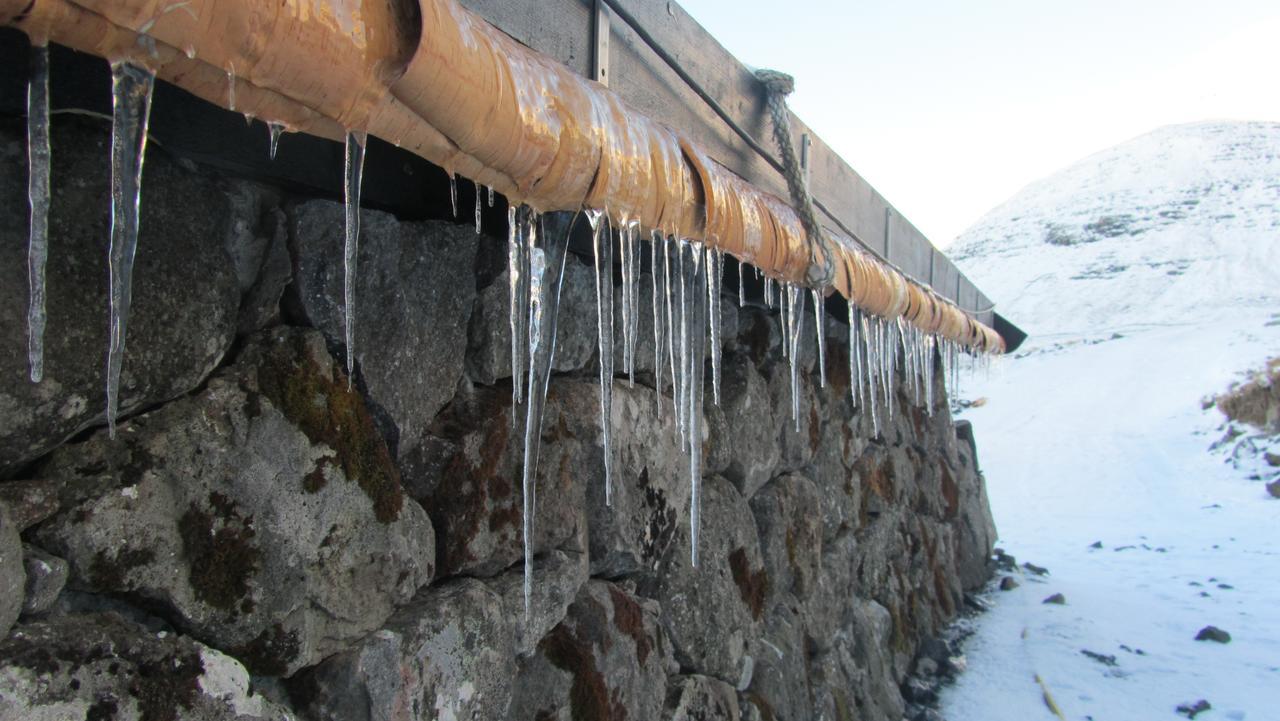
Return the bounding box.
[754,68,833,289]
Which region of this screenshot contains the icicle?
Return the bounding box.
[487,185,495,207]
[341,132,366,388]
[520,211,575,618]
[811,288,826,389]
[651,231,666,408]
[862,314,879,437]
[763,276,775,309]
[685,244,708,567]
[508,205,533,406]
[225,63,236,111]
[104,62,156,438]
[738,259,746,307]
[706,247,722,405]
[26,44,51,384]
[474,183,482,234]
[675,240,690,448]
[587,209,615,507]
[779,282,790,362]
[663,237,678,420]
[627,223,641,386]
[787,284,804,432]
[449,173,458,217]
[848,303,861,407]
[617,224,631,383]
[267,122,284,160]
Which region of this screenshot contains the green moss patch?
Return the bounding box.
[255,334,403,523]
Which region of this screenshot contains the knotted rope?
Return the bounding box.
[754,68,834,289]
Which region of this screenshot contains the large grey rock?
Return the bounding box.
[746,601,813,721]
[766,364,822,474]
[299,578,514,721]
[0,116,239,477]
[289,200,478,476]
[719,352,780,498]
[0,505,21,635]
[222,181,290,336]
[0,612,294,720]
[407,380,587,578]
[511,580,674,721]
[750,474,823,606]
[665,673,740,721]
[467,258,597,384]
[32,328,434,675]
[641,476,763,684]
[20,544,67,616]
[486,545,590,657]
[952,437,998,591]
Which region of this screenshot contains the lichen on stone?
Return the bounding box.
[178,492,260,612]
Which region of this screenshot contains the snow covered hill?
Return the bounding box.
[937,122,1280,721]
[949,121,1280,342]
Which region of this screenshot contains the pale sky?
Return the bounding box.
[676,0,1280,246]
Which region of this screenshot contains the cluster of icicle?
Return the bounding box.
[18,55,988,622]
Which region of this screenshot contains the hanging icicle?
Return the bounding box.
[737,258,746,308]
[341,132,366,389]
[811,287,826,389]
[706,247,722,405]
[862,313,879,437]
[27,44,51,384]
[519,211,575,617]
[508,205,534,406]
[474,183,482,234]
[684,243,708,567]
[786,283,804,432]
[651,231,666,411]
[449,172,458,217]
[587,209,615,507]
[267,122,284,160]
[104,62,156,438]
[663,237,679,422]
[674,239,690,448]
[487,184,495,208]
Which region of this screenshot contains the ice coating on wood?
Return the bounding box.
[519,211,573,617]
[27,44,50,384]
[587,209,615,507]
[105,61,155,438]
[342,132,366,388]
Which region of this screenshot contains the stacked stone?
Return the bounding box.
[0,118,996,721]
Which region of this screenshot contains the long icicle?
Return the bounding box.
[706,247,722,405]
[664,237,678,420]
[521,211,573,618]
[588,210,615,507]
[848,302,860,407]
[862,313,879,437]
[675,240,689,448]
[787,283,804,431]
[474,182,482,235]
[651,231,666,412]
[27,44,51,384]
[342,132,366,389]
[686,244,707,567]
[811,287,826,389]
[738,258,746,307]
[104,62,155,438]
[508,205,532,406]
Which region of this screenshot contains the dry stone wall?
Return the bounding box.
[0,117,996,720]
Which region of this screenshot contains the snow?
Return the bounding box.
[938,121,1280,720]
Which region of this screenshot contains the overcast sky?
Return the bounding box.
[676,0,1280,246]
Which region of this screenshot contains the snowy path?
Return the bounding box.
[939,312,1280,721]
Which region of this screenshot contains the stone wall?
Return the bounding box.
[0,117,996,720]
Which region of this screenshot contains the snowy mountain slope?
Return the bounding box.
[949,121,1280,342]
[937,122,1280,721]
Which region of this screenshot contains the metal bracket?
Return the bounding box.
[800,132,812,191]
[593,0,611,86]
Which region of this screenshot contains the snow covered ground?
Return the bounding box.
[937,122,1280,720]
